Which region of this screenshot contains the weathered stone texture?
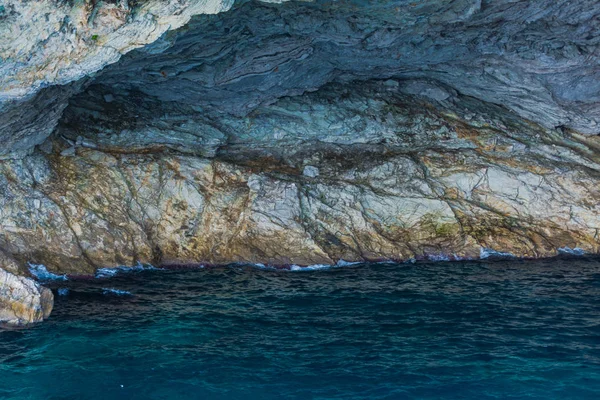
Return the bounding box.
[1,1,600,324]
[0,268,53,325]
[2,0,600,158]
[1,81,599,275]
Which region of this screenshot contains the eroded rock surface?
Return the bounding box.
[1,81,599,275]
[1,1,600,321]
[0,0,235,157]
[0,268,53,325]
[0,0,233,101]
[2,0,600,158]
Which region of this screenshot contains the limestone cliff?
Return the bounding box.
[1,0,599,323]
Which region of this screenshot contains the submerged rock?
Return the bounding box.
[0,268,53,326]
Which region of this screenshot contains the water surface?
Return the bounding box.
[1,259,600,399]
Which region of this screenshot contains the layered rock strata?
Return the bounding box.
[1,81,599,276]
[1,0,599,323]
[2,0,600,159]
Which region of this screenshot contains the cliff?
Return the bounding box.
[1,0,599,323]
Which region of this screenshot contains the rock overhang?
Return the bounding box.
[0,0,599,159]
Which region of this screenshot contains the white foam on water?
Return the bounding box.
[243,263,278,271]
[57,288,70,296]
[27,262,68,281]
[425,253,451,262]
[290,264,335,271]
[248,260,363,272]
[479,248,515,260]
[102,288,132,296]
[95,268,120,278]
[336,259,361,267]
[95,262,161,278]
[557,247,586,256]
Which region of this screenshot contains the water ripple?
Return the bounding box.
[1,259,600,399]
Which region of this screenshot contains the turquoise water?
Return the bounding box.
[1,259,600,399]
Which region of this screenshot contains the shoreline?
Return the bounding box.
[30,246,600,283]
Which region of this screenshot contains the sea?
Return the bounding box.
[1,258,599,399]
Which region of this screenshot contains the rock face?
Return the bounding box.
[0,268,53,325]
[2,80,600,274]
[0,0,234,157]
[0,1,600,321]
[0,0,233,101]
[2,0,599,158]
